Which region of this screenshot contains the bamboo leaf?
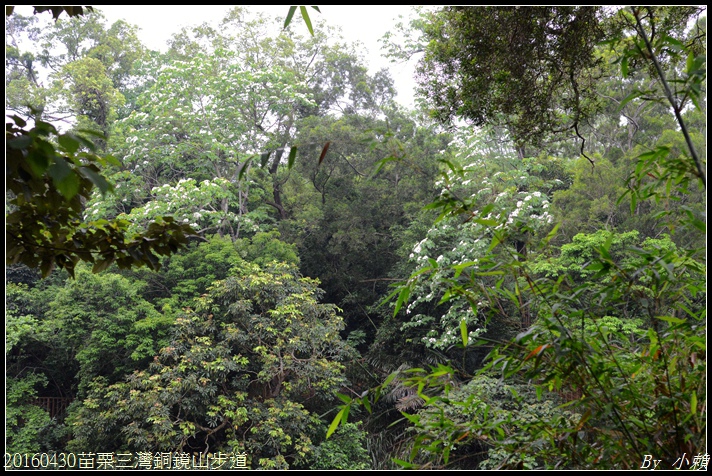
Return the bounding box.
[460,319,468,347]
[300,6,314,36]
[287,146,297,169]
[283,6,297,28]
[326,407,344,438]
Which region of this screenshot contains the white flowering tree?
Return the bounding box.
[104,44,314,236]
[396,128,560,350]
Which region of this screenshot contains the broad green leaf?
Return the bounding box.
[8,135,32,150]
[362,395,371,413]
[79,166,113,195]
[475,270,505,276]
[58,134,80,154]
[237,156,253,181]
[383,372,398,387]
[48,158,80,200]
[92,258,114,274]
[543,221,560,245]
[618,90,643,110]
[101,153,121,167]
[453,261,477,278]
[340,404,350,424]
[488,234,501,251]
[26,149,52,177]
[661,35,684,52]
[393,459,417,469]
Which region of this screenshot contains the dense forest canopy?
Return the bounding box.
[5,5,706,470]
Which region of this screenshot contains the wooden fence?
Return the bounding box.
[32,397,73,418]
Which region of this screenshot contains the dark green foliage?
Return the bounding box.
[310,422,371,470]
[5,5,706,470]
[418,6,605,148]
[44,266,173,395]
[6,116,197,277]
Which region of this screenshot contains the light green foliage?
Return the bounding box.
[68,263,355,468]
[7,9,144,124]
[6,283,41,351]
[56,56,125,133]
[109,34,313,188]
[135,234,247,309]
[6,375,53,453]
[236,230,299,267]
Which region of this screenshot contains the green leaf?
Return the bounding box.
[655,315,685,324]
[340,404,350,424]
[101,153,121,168]
[686,51,695,73]
[691,392,697,415]
[488,233,502,251]
[621,55,629,77]
[362,394,371,413]
[543,221,560,246]
[58,134,80,154]
[393,459,417,469]
[8,135,32,150]
[326,407,344,438]
[335,392,351,404]
[92,258,114,274]
[48,158,80,200]
[79,167,112,195]
[287,146,298,169]
[300,6,314,36]
[26,149,52,177]
[284,6,297,28]
[259,150,271,168]
[393,286,410,317]
[618,90,643,111]
[453,261,477,278]
[661,35,684,52]
[383,372,398,388]
[237,156,253,181]
[459,319,468,347]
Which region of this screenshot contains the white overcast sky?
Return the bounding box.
[13,5,421,108]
